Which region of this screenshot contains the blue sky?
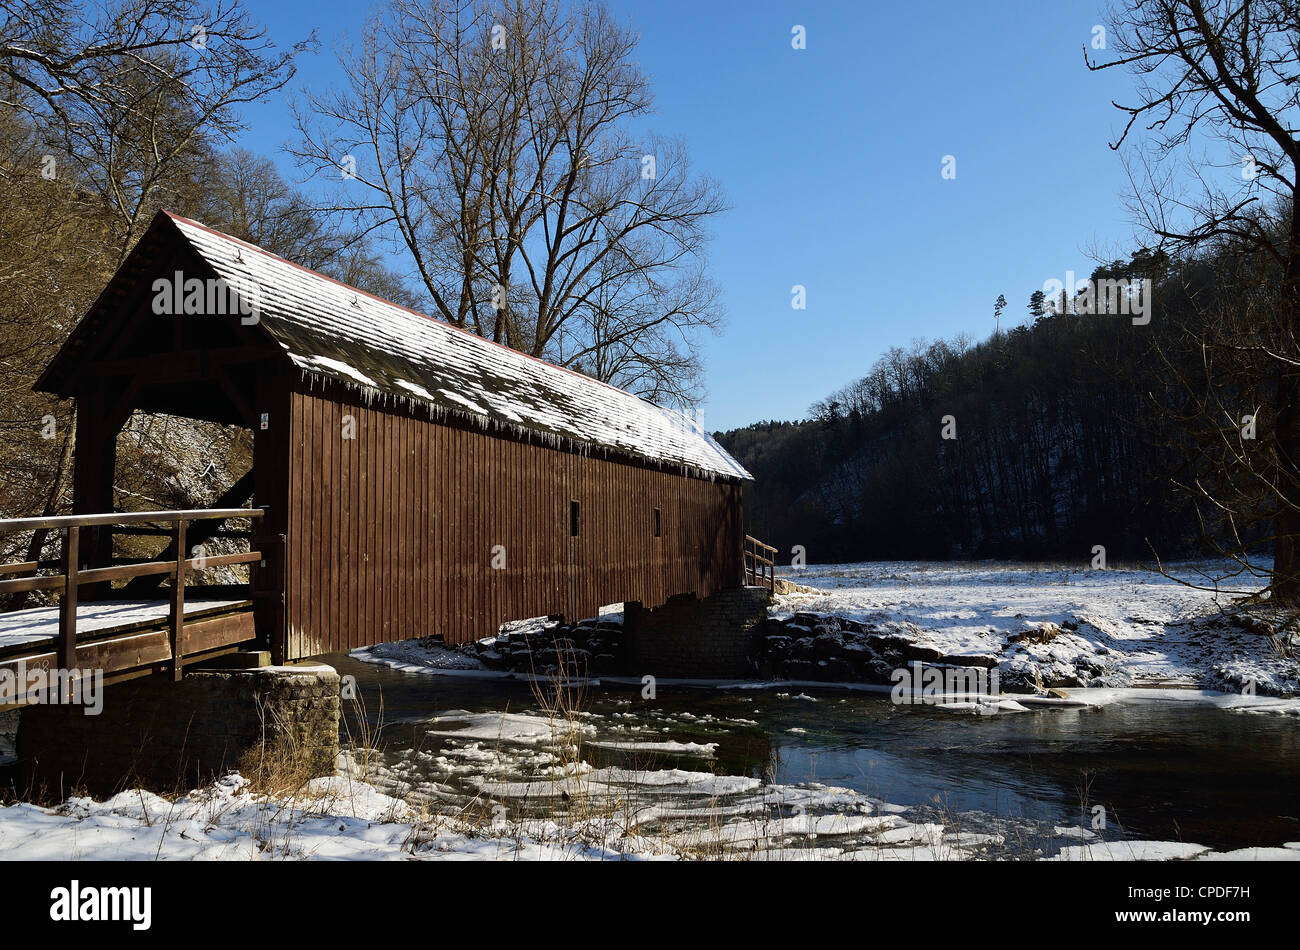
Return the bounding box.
[236,0,1141,431]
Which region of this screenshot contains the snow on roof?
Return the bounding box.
[163,213,751,481]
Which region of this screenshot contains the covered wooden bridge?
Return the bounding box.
[0,211,760,698]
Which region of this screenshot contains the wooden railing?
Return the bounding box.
[0,508,263,680]
[743,535,777,594]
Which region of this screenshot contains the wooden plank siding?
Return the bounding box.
[282,390,744,659]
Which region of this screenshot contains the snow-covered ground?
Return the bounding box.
[4,728,1298,861]
[774,560,1300,697]
[0,766,664,861]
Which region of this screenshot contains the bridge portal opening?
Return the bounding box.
[110,411,254,597]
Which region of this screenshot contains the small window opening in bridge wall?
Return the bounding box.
[653,507,662,538]
[570,500,580,537]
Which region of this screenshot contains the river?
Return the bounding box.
[331,652,1300,857]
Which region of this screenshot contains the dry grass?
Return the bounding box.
[340,684,385,781]
[526,636,596,821]
[233,698,320,798]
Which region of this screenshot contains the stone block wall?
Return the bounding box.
[623,586,770,679]
[16,664,340,798]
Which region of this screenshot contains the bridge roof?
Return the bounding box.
[53,212,752,482]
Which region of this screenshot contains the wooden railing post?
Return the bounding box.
[59,525,78,674]
[741,535,778,594]
[169,518,187,681]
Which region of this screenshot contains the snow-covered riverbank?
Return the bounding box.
[772,560,1300,696]
[354,560,1300,703]
[0,768,660,861]
[3,749,1298,861]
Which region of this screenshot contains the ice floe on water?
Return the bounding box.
[1053,686,1300,715]
[586,739,719,757]
[1049,841,1214,861]
[326,699,1296,861]
[424,710,596,745]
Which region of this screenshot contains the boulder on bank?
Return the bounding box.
[452,605,1128,694]
[461,619,623,677]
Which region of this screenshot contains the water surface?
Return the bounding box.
[331,653,1300,854]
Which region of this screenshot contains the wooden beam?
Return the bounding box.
[0,508,262,532]
[169,519,186,680]
[71,381,121,600]
[102,375,144,435]
[0,574,65,595]
[253,364,290,663]
[83,344,281,381]
[77,549,260,585]
[0,559,60,576]
[58,526,77,675]
[0,609,257,708]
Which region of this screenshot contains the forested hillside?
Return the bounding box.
[717,250,1263,565]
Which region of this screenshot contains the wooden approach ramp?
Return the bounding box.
[0,509,260,708]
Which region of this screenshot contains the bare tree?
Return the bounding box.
[1,0,313,257]
[290,0,726,407]
[192,148,419,304]
[1089,0,1300,599]
[0,0,311,592]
